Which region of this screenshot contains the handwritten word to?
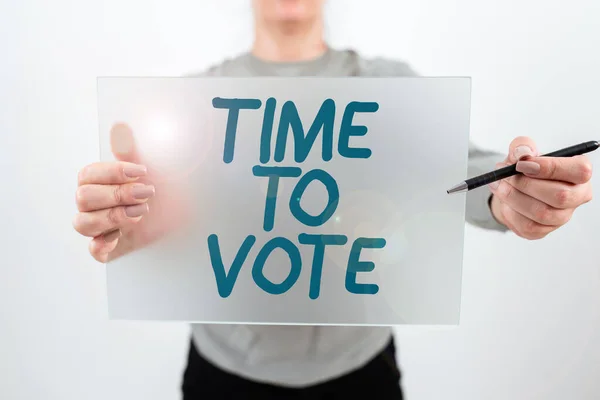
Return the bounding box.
[208,97,387,300]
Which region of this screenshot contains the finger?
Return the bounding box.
[504,174,593,209]
[516,155,593,185]
[88,229,121,263]
[76,183,155,212]
[501,205,557,240]
[77,161,147,186]
[487,162,509,190]
[490,180,573,226]
[111,122,142,164]
[72,203,149,237]
[507,136,540,164]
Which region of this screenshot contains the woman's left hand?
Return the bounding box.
[489,136,594,239]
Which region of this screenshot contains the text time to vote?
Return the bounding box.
[208,97,390,301]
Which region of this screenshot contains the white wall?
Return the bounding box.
[1,0,599,399]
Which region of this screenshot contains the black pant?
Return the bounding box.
[182,338,404,399]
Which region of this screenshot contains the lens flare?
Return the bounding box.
[132,99,215,177]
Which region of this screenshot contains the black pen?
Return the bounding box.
[447,140,600,194]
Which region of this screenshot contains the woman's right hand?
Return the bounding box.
[73,123,187,262]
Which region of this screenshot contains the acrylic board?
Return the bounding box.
[97,77,470,325]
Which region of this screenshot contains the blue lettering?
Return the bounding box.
[299,234,348,300]
[212,97,262,163]
[338,101,378,159]
[289,169,339,227]
[252,165,302,232]
[207,234,256,298]
[274,99,335,163]
[345,237,386,295]
[252,237,302,295]
[259,97,277,163]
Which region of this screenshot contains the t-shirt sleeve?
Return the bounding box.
[185,64,220,77]
[364,56,508,232]
[359,56,419,77]
[466,143,509,232]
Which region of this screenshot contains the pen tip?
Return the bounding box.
[447,182,468,194]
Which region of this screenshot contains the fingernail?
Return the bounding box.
[516,161,541,176]
[124,165,147,178]
[125,203,149,218]
[489,181,500,190]
[103,229,121,243]
[132,184,155,199]
[514,146,534,160]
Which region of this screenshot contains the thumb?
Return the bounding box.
[507,136,539,164]
[110,122,142,164]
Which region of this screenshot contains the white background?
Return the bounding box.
[1,0,599,399]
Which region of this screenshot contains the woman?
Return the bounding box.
[73,1,594,398]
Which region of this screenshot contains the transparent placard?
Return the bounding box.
[97,77,470,325]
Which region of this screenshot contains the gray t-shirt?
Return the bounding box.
[189,47,506,387]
